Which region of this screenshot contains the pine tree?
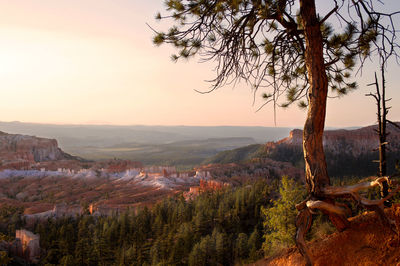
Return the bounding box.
[93,232,114,266]
[188,235,215,266]
[59,254,75,266]
[214,230,230,265]
[262,176,306,255]
[248,228,262,261]
[154,2,400,262]
[235,233,249,261]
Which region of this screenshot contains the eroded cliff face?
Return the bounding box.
[0,131,72,169]
[263,123,400,177]
[15,229,40,263]
[271,123,400,157]
[1,229,41,264]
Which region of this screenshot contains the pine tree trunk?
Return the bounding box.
[300,0,330,195]
[299,0,349,232]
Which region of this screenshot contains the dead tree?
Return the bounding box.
[366,62,400,202]
[366,69,390,200]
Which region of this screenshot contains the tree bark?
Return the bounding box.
[300,0,330,195]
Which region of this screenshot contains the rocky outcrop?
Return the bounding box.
[0,131,74,169]
[2,230,40,264]
[263,123,400,177]
[15,230,40,263]
[184,179,230,200]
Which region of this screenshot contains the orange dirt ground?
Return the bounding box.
[253,204,400,266]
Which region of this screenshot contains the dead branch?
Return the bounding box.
[322,176,388,197]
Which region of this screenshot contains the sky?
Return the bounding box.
[0,1,400,128]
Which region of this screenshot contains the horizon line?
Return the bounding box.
[0,120,372,129]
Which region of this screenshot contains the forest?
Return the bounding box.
[0,0,400,264]
[1,174,394,265]
[0,178,304,265]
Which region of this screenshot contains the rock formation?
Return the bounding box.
[184,179,230,200]
[15,229,40,263]
[271,123,400,157]
[263,123,400,177]
[0,131,74,169]
[2,229,41,264]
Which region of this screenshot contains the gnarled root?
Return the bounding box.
[307,199,350,231]
[295,176,400,264]
[322,176,400,233]
[295,207,313,266]
[295,199,350,265]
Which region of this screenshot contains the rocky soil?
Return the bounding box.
[253,205,400,266]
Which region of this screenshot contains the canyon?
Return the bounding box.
[1,123,400,218]
[0,130,303,218]
[1,125,400,265]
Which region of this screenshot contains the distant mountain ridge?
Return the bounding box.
[0,121,292,145]
[0,121,292,167]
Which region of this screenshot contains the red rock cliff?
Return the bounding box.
[271,123,400,156]
[0,131,72,169]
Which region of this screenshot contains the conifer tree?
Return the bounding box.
[153,1,400,262]
[93,232,114,266]
[235,233,249,261]
[59,254,75,266]
[248,228,262,261]
[215,230,229,264]
[261,176,306,255]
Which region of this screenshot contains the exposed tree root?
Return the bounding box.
[295,176,400,265]
[295,207,313,266]
[306,200,348,216]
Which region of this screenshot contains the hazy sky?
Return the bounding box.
[1,1,400,127]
